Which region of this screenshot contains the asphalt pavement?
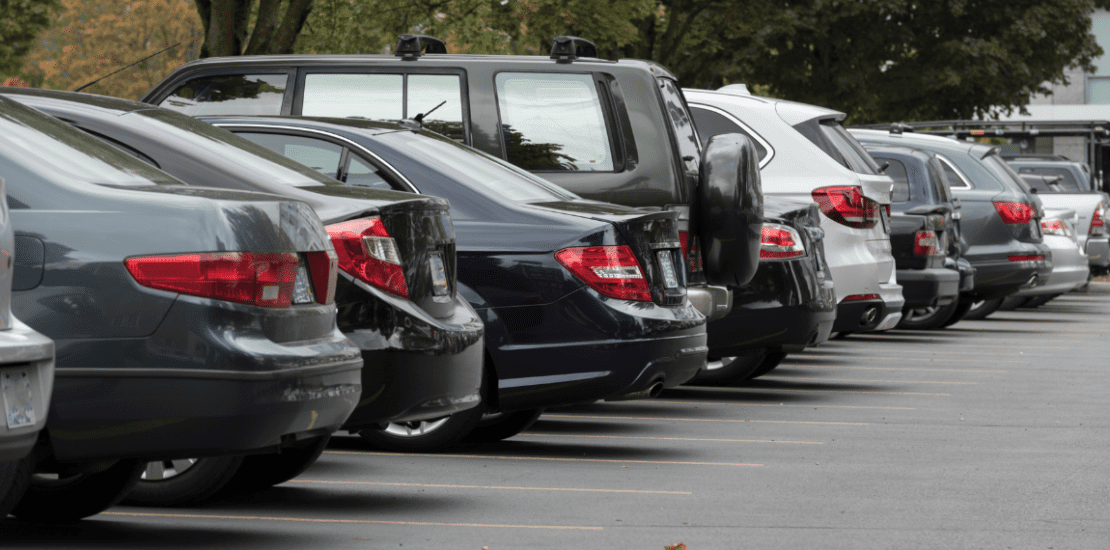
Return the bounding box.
[4,285,1109,549]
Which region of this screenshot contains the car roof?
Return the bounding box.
[849,128,997,158]
[684,88,845,125]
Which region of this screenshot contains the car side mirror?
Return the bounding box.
[697,133,764,287]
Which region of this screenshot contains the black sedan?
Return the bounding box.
[0,95,363,521]
[201,115,708,451]
[3,89,487,502]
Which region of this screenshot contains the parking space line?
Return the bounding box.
[102,511,603,530]
[783,365,1006,374]
[324,450,762,467]
[290,479,693,494]
[518,433,824,444]
[759,376,978,385]
[851,357,1028,364]
[730,388,951,396]
[545,414,867,426]
[648,400,915,410]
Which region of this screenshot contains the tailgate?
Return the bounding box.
[1035,192,1109,238]
[607,210,686,307]
[375,197,458,319]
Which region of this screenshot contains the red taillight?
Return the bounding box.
[913,230,942,256]
[1008,255,1045,262]
[811,186,879,229]
[326,218,409,299]
[842,293,880,302]
[760,224,805,260]
[554,245,652,302]
[677,231,704,273]
[1091,206,1105,234]
[993,201,1034,225]
[1040,220,1069,237]
[126,252,298,308]
[306,250,338,305]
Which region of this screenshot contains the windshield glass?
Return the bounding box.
[0,98,178,187]
[396,130,579,202]
[134,110,338,187]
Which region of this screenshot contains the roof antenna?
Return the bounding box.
[74,42,183,92]
[413,101,446,124]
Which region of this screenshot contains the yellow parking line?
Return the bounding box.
[759,376,977,385]
[290,479,692,495]
[324,450,761,467]
[545,414,867,426]
[783,365,1006,374]
[518,433,824,444]
[647,400,915,411]
[102,511,602,530]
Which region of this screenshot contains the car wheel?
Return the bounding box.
[123,455,245,507]
[0,456,34,518]
[896,300,962,330]
[226,436,331,491]
[940,298,974,328]
[11,459,144,522]
[745,351,788,380]
[961,297,1004,320]
[1019,294,1057,308]
[998,296,1028,311]
[689,354,766,385]
[461,409,545,444]
[358,405,486,453]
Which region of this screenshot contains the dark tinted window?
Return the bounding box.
[689,107,769,161]
[1013,166,1082,191]
[926,159,954,202]
[658,79,701,174]
[344,156,392,190]
[494,72,614,171]
[818,121,880,174]
[159,74,287,115]
[880,158,911,202]
[982,154,1032,195]
[938,158,970,188]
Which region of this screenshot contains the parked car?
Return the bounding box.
[0,95,363,521]
[199,115,710,451]
[863,144,970,329]
[683,86,905,334]
[4,89,487,492]
[0,176,56,518]
[1005,158,1110,278]
[1007,208,1089,305]
[851,127,1053,321]
[141,34,765,376]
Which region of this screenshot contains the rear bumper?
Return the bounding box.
[833,284,904,333]
[1086,236,1110,271]
[1015,237,1089,297]
[898,267,960,309]
[965,246,1053,300]
[0,318,54,462]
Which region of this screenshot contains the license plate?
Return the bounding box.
[292,262,315,304]
[3,369,36,429]
[880,205,891,234]
[429,253,449,297]
[657,250,679,289]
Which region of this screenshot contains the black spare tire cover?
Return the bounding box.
[697,133,763,287]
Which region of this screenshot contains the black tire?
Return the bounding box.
[998,296,1027,311]
[122,455,245,507]
[940,298,974,328]
[745,351,788,380]
[461,408,545,444]
[1019,294,1057,308]
[896,300,962,330]
[688,354,766,385]
[0,456,33,518]
[227,436,331,491]
[358,405,486,453]
[12,459,144,522]
[961,297,1004,320]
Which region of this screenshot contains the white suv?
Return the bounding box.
[685,87,903,332]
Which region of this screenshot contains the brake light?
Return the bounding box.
[1008,255,1045,262]
[913,230,942,256]
[760,224,805,259]
[327,218,409,299]
[842,293,880,302]
[993,201,1034,225]
[305,250,338,304]
[811,186,879,229]
[126,252,298,308]
[555,245,651,301]
[1091,206,1105,235]
[1040,220,1070,237]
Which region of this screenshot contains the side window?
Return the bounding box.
[938,157,972,189]
[689,106,769,163]
[494,72,614,171]
[927,159,954,202]
[657,79,700,175]
[159,74,288,115]
[879,158,911,202]
[301,73,465,142]
[239,132,343,178]
[343,156,392,190]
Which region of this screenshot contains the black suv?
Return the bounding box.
[143,35,764,364]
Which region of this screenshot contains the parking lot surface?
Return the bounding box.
[4,286,1109,549]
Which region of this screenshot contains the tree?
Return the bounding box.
[0,0,59,76]
[26,0,203,100]
[194,0,315,57]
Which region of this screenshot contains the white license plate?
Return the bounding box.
[429,253,449,297]
[3,369,36,429]
[292,262,315,304]
[657,250,679,289]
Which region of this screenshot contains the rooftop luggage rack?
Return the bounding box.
[396,34,447,60]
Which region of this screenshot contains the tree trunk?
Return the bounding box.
[267,0,315,55]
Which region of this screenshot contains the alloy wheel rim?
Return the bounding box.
[382,417,450,437]
[141,458,198,481]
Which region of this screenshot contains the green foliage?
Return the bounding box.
[0,0,59,75]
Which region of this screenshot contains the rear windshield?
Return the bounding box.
[794,118,881,175]
[982,154,1033,194]
[0,98,177,188]
[1012,165,1083,191]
